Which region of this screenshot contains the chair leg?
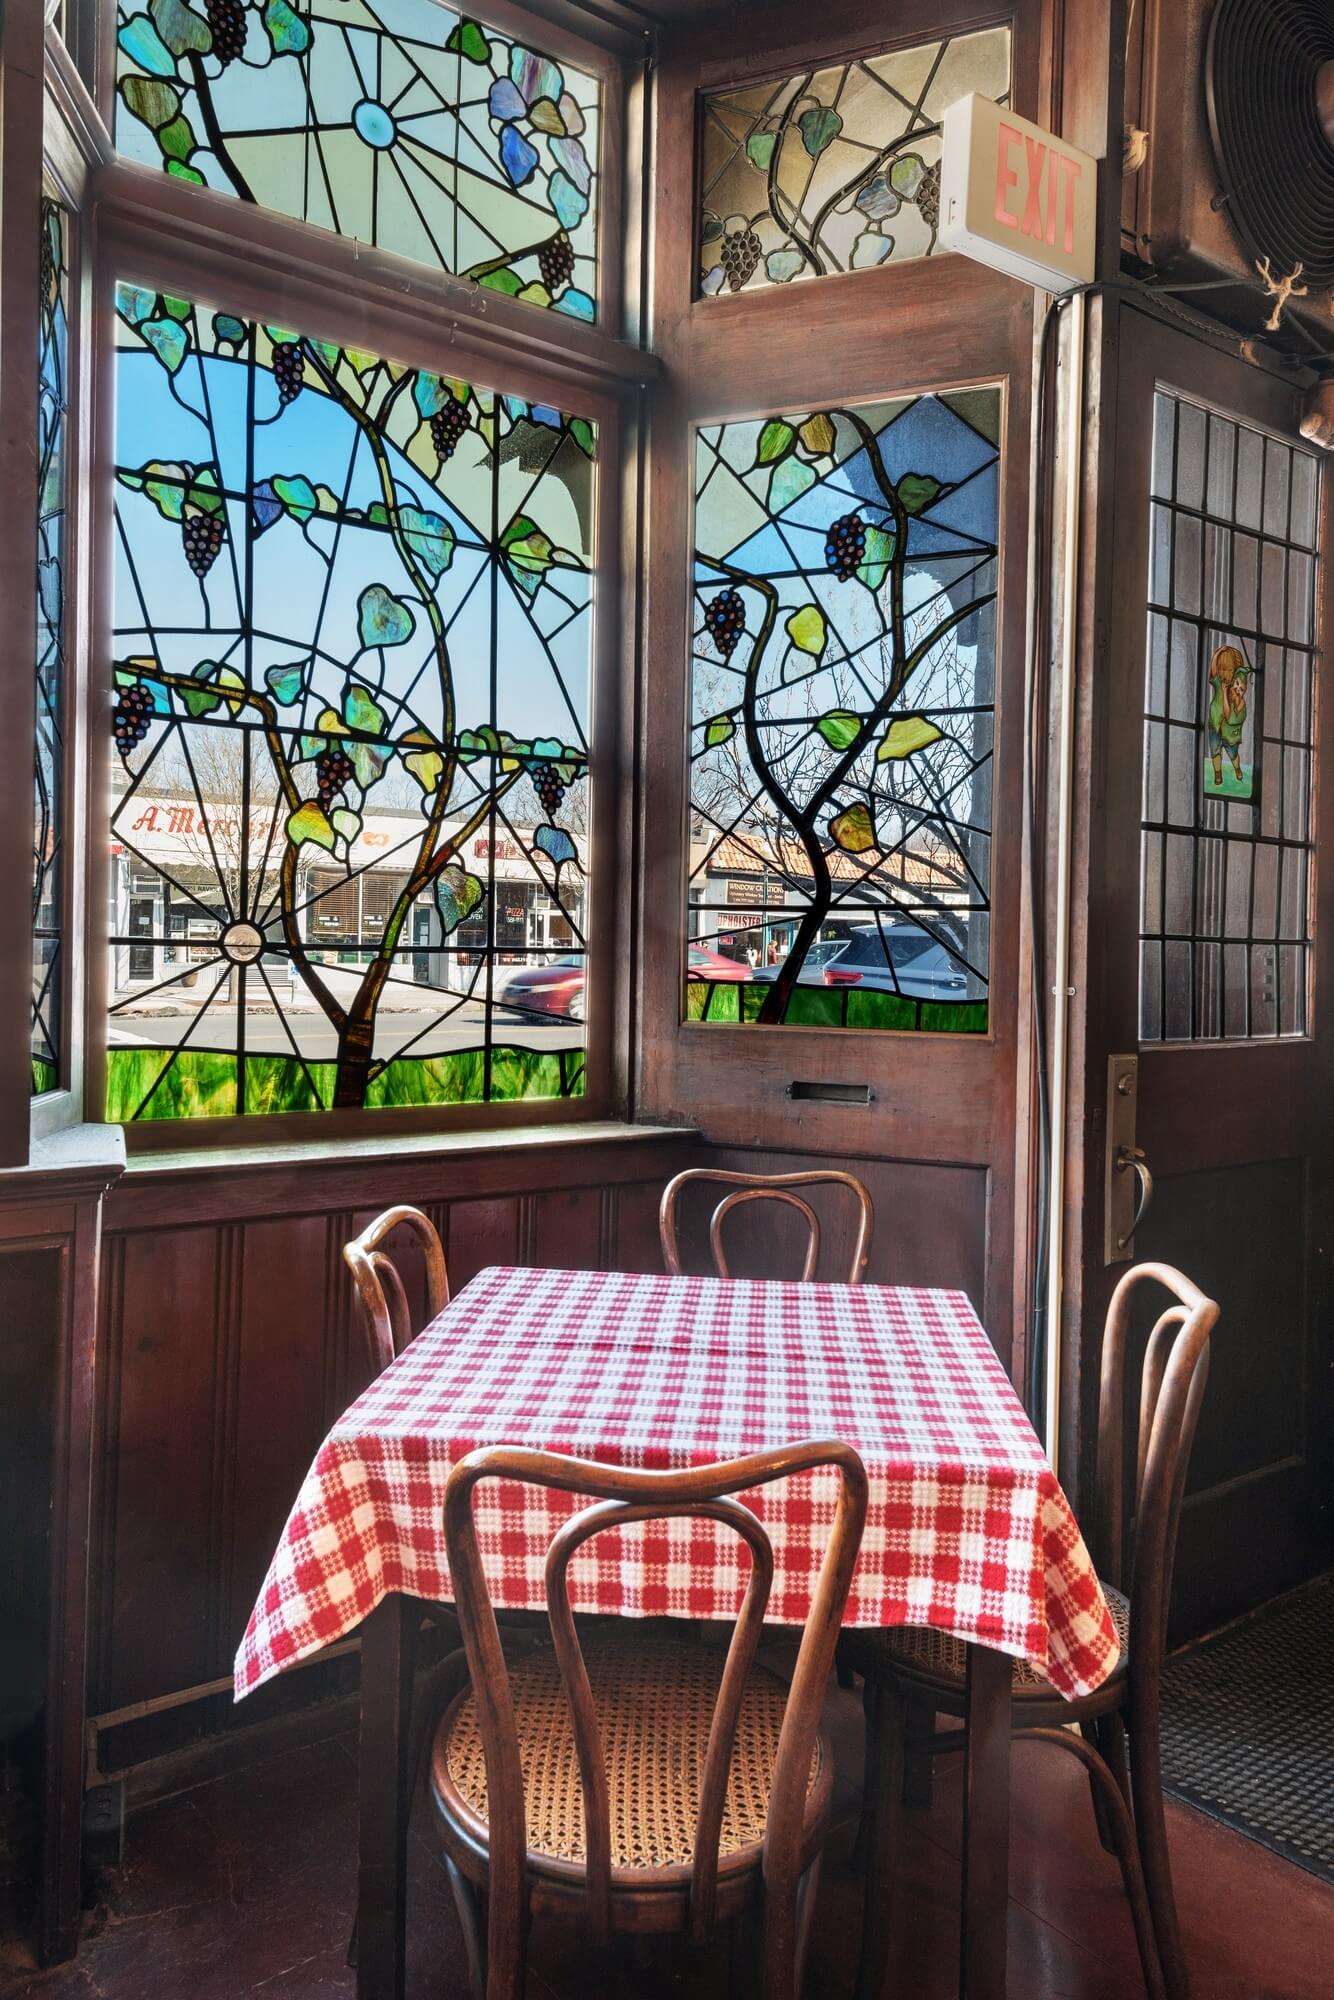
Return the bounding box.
[902,1700,936,1809]
[1129,1698,1190,2000]
[856,1680,905,2000]
[1082,1721,1117,1854]
[795,1852,823,1994]
[852,1679,880,1868]
[445,1857,487,2000]
[1015,1727,1166,2000]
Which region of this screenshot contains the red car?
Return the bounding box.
[498,945,748,1022]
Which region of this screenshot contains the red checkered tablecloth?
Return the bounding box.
[235,1266,1118,1701]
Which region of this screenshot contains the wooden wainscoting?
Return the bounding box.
[89,1127,689,1725]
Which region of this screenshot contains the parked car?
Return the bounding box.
[748,938,850,986]
[687,944,752,982]
[817,923,969,999]
[499,944,749,1022]
[496,953,585,1021]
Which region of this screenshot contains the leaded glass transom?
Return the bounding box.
[114,3,600,319]
[34,198,69,1097]
[698,27,1009,299]
[687,389,1000,1031]
[1139,390,1319,1042]
[111,283,594,1120]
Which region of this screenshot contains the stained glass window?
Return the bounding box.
[698,28,1009,298]
[1139,391,1318,1041]
[33,199,69,1098]
[114,3,600,319]
[110,283,594,1121]
[688,389,1000,1031]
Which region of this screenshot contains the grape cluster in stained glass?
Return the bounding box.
[699,27,1009,298]
[111,284,594,1121]
[115,2,599,319]
[33,199,69,1097]
[688,391,1000,1032]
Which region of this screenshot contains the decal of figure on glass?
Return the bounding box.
[1203,642,1257,803]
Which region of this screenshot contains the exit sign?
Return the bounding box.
[939,95,1097,292]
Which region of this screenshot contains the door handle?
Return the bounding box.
[1115,1145,1153,1250]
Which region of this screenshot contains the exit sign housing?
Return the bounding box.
[939,94,1097,293]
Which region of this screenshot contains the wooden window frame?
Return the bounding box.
[17,0,654,1160]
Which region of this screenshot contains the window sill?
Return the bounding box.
[120,1117,696,1183]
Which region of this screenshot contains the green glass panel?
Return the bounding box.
[115,2,600,316]
[110,286,595,1120]
[688,390,1001,1032]
[699,26,1009,298]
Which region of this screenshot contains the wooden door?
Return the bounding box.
[1083,307,1334,1641]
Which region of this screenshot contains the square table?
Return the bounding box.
[237,1266,1117,2000]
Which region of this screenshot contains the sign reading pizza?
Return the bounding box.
[939,94,1097,292]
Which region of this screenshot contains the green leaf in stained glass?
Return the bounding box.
[570,417,596,459]
[157,116,197,163]
[272,474,317,522]
[876,715,943,761]
[785,604,827,656]
[898,472,942,515]
[766,248,805,283]
[447,19,491,61]
[400,730,443,792]
[287,802,337,852]
[799,106,842,157]
[330,809,361,845]
[755,420,796,467]
[117,284,157,326]
[705,716,735,747]
[479,268,523,297]
[166,161,205,184]
[798,413,836,456]
[140,318,190,371]
[397,506,454,578]
[828,802,876,853]
[264,662,305,706]
[746,132,776,173]
[149,0,211,56]
[161,295,192,322]
[119,74,180,131]
[816,710,862,751]
[769,459,815,510]
[857,524,895,591]
[435,865,485,935]
[357,584,414,649]
[343,684,387,735]
[262,0,310,54]
[118,14,177,78]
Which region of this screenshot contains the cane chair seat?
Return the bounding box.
[847,1584,1130,1704]
[431,1628,830,1887]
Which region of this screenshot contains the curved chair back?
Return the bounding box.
[444,1439,868,2000]
[658,1169,874,1283]
[343,1204,448,1377]
[1095,1261,1219,1670]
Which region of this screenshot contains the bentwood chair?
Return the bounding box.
[343,1204,449,1378]
[847,1261,1219,2000]
[428,1440,869,2000]
[659,1169,875,1283]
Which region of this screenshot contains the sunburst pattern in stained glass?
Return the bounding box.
[111,283,594,1121]
[114,2,599,319]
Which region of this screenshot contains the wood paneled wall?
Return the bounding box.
[87,1128,995,1724]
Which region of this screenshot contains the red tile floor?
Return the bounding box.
[3,1678,1331,1999]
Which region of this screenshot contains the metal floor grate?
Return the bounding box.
[1161,1574,1334,1883]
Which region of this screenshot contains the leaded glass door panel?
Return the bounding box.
[1092,311,1334,1638]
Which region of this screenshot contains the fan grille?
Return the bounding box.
[1205,0,1334,293]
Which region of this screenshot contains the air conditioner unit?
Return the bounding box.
[1122,0,1334,367]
